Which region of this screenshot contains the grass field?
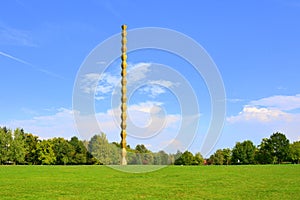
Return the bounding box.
[0,165,299,199]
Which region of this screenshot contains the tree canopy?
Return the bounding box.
[0,126,298,165]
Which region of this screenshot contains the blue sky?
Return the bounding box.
[1,0,300,157]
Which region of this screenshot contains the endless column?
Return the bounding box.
[120,24,127,165]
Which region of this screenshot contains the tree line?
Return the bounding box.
[0,126,299,165]
[208,132,300,165]
[0,127,183,165]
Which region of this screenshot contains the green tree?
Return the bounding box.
[153,152,161,165]
[88,133,113,165]
[175,150,194,165]
[108,143,120,165]
[135,144,149,153]
[156,150,170,165]
[232,140,256,165]
[0,127,13,164]
[37,139,56,165]
[256,138,273,164]
[127,150,139,165]
[52,137,73,165]
[143,153,154,165]
[11,128,26,164]
[69,136,87,164]
[135,144,153,165]
[24,133,39,165]
[193,152,204,165]
[269,132,290,164]
[210,149,224,165]
[222,148,232,165]
[173,150,182,164]
[290,141,300,164]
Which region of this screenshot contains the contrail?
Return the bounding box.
[0,51,64,79]
[0,51,32,66]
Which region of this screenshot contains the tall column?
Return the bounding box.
[120,24,127,165]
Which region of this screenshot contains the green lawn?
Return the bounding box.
[0,165,299,199]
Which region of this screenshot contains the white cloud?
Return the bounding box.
[5,108,77,139]
[80,73,100,94]
[138,80,177,98]
[249,94,300,111]
[80,72,119,98]
[96,73,118,94]
[94,96,105,100]
[127,62,151,83]
[227,106,291,123]
[108,101,181,139]
[150,80,175,88]
[128,101,163,113]
[80,63,180,100]
[140,85,166,98]
[80,62,152,100]
[227,94,300,142]
[228,94,300,123]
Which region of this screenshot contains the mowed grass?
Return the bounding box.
[0,165,299,199]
